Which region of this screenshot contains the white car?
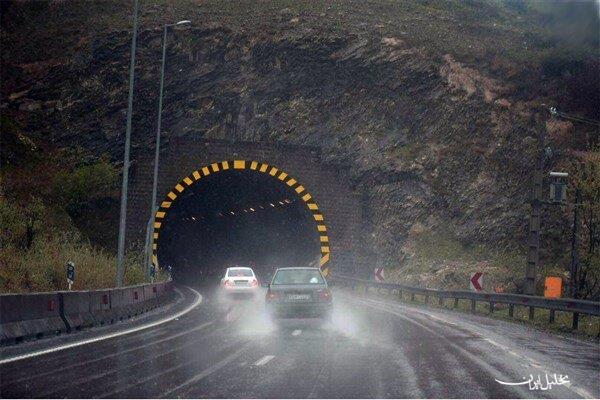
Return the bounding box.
[220,267,260,296]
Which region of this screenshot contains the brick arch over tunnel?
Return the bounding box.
[126,138,369,277]
[152,159,331,276]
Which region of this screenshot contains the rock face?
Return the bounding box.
[2,1,596,278]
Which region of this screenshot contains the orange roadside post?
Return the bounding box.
[544,276,562,298]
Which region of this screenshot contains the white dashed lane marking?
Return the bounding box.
[254,355,275,366]
[292,329,302,336]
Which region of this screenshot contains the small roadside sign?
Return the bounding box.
[66,261,75,290]
[150,265,156,283]
[470,272,483,291]
[374,267,385,282]
[544,276,562,298]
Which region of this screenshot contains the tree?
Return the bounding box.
[572,149,600,300]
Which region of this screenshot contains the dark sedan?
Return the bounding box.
[265,267,333,320]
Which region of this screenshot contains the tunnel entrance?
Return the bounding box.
[153,161,330,285]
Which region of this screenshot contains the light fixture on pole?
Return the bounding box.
[145,19,192,277]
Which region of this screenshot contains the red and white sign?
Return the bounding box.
[374,267,385,282]
[470,272,483,291]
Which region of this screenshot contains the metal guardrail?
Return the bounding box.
[332,275,600,331]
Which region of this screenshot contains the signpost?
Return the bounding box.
[470,272,483,291]
[150,264,156,283]
[374,267,385,282]
[66,261,75,290]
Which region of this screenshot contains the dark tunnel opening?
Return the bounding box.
[157,169,321,285]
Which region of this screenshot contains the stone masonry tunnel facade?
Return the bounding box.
[126,138,368,277]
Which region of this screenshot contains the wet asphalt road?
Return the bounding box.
[1,285,598,399]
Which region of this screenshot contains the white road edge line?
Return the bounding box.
[292,329,302,336]
[343,292,596,400]
[254,355,275,366]
[0,286,203,365]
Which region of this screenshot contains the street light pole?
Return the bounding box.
[146,20,191,277]
[116,0,140,287]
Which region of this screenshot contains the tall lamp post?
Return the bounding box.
[116,0,140,287]
[145,20,192,277]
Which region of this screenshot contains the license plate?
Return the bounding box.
[286,294,311,301]
[234,281,247,286]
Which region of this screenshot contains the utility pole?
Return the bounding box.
[570,188,581,298]
[524,111,546,296]
[547,105,598,299]
[116,0,140,287]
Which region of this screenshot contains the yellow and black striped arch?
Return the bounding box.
[151,160,331,276]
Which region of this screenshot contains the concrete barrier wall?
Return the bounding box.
[0,293,65,343]
[62,291,91,331]
[89,289,112,325]
[0,280,174,346]
[144,285,158,309]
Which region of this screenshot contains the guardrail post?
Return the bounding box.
[572,313,579,330]
[332,276,600,333]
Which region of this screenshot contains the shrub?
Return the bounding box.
[51,158,118,218]
[0,195,46,250]
[0,232,162,293]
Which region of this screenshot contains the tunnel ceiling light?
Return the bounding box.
[250,208,255,212]
[244,209,248,213]
[278,201,284,205]
[191,216,196,220]
[270,203,275,207]
[230,211,235,215]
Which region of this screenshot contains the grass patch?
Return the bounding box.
[386,229,528,292]
[0,233,168,294]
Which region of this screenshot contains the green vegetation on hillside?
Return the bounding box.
[0,0,597,295]
[0,116,162,293]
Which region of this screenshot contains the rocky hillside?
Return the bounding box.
[2,0,598,292]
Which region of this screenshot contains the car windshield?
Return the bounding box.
[272,269,324,285]
[228,268,253,277]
